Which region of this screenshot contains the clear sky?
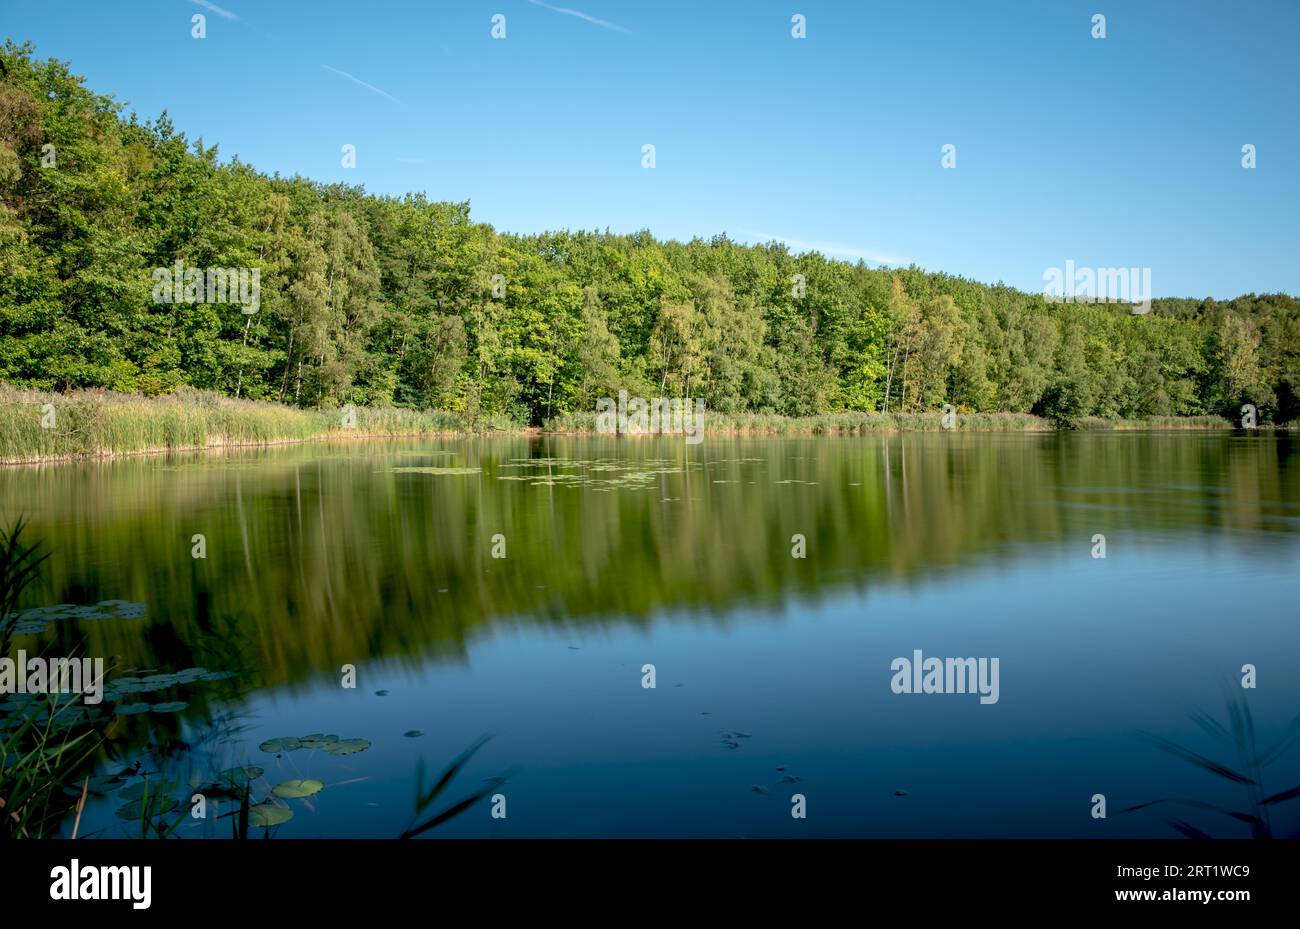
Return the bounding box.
[4,0,1297,298]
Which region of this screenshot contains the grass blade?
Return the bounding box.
[1136,732,1254,784]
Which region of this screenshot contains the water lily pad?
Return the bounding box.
[47,705,99,728]
[108,675,180,695]
[272,778,324,799]
[113,703,152,715]
[118,779,172,802]
[389,466,481,475]
[9,600,146,630]
[137,674,180,687]
[321,738,371,756]
[151,701,188,713]
[298,733,339,749]
[248,802,294,827]
[218,766,263,786]
[115,797,177,820]
[259,737,302,753]
[86,774,126,793]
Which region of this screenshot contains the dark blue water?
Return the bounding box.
[5,432,1298,838]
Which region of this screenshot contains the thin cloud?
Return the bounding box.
[320,65,405,107]
[191,0,238,20]
[740,230,908,267]
[527,0,630,34]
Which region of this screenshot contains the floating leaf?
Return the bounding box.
[113,703,151,715]
[86,774,126,793]
[9,600,146,630]
[118,780,166,801]
[272,778,324,799]
[48,706,97,728]
[321,738,371,756]
[248,802,293,827]
[137,674,179,687]
[259,737,302,753]
[115,797,177,820]
[299,733,340,749]
[389,467,480,475]
[151,701,188,713]
[218,766,264,786]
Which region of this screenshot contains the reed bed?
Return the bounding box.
[551,410,1050,434]
[0,387,501,464]
[545,409,1252,435]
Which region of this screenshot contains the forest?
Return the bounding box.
[2,41,1298,428]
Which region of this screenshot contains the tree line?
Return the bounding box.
[2,42,1297,427]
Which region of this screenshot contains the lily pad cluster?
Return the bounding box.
[259,733,372,756]
[387,466,481,475]
[0,664,239,730]
[272,778,324,799]
[212,746,355,828]
[248,803,293,827]
[495,457,695,492]
[4,599,146,636]
[217,765,264,788]
[110,777,182,821]
[0,691,107,730]
[103,666,236,715]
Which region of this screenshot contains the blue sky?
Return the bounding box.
[4,0,1297,298]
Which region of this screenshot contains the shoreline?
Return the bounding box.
[0,386,1271,466]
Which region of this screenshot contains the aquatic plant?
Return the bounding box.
[0,519,48,658]
[1124,691,1300,838]
[0,387,514,464]
[400,736,499,839]
[0,521,103,837]
[0,691,103,838]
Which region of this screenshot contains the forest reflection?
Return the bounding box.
[4,433,1296,691]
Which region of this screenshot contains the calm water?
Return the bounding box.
[4,432,1299,838]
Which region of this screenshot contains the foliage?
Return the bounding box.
[2,43,1299,429]
[1124,692,1300,838]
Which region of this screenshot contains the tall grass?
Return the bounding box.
[1079,415,1234,431]
[550,410,1057,435]
[0,521,103,838]
[401,736,500,839]
[1123,691,1300,838]
[546,409,1247,435]
[0,386,513,463]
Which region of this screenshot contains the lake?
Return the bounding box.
[3,432,1299,838]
